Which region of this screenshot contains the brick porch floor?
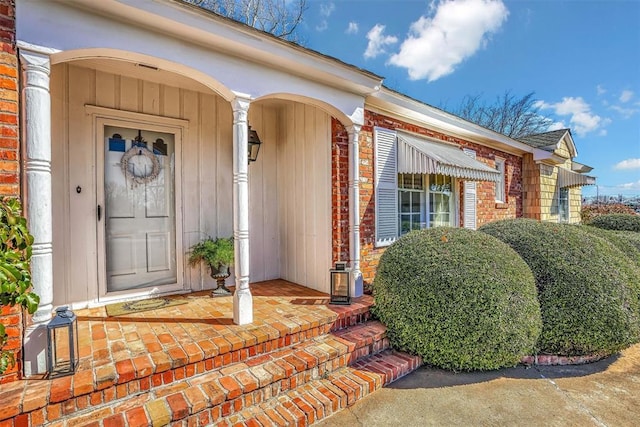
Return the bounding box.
[1,280,419,426]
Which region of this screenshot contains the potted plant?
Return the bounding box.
[188,237,234,296]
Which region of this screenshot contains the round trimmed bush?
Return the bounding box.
[617,231,640,254]
[480,219,640,357]
[588,213,640,232]
[581,226,640,269]
[372,227,541,371]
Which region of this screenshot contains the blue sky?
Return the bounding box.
[299,0,640,196]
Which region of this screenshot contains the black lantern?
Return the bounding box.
[330,262,351,305]
[248,126,262,162]
[47,306,79,378]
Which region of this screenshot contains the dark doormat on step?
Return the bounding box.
[105,297,188,317]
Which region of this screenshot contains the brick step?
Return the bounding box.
[1,320,338,426]
[212,349,423,427]
[331,320,389,364]
[328,300,373,332]
[46,335,355,427]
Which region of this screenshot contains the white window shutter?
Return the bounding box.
[374,127,398,246]
[462,148,477,230]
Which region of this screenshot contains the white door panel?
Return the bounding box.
[102,125,178,293]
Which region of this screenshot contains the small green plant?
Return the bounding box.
[1,197,39,374]
[188,237,234,271]
[587,213,640,233]
[372,227,541,371]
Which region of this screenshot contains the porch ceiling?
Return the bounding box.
[69,58,215,95]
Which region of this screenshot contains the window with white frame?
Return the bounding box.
[398,174,426,235]
[429,174,454,227]
[375,127,486,246]
[397,174,454,236]
[559,187,569,222]
[495,158,505,202]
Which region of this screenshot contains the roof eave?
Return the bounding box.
[67,0,383,95]
[368,88,545,157]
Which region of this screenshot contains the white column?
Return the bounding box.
[231,94,253,325]
[19,48,53,376]
[347,125,363,297]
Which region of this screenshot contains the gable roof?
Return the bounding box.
[518,129,571,150]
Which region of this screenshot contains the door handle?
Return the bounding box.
[97,205,102,221]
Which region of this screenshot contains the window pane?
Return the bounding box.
[399,190,411,212]
[411,192,421,213]
[429,190,452,227]
[495,160,505,202]
[559,188,569,221]
[400,214,411,235]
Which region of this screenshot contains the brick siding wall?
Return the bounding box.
[354,110,523,292]
[0,0,21,384]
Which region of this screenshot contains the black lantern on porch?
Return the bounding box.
[248,126,262,162]
[329,262,351,305]
[47,306,79,378]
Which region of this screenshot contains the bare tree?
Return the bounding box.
[448,91,553,139]
[187,0,307,42]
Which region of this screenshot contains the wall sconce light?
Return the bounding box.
[329,262,351,305]
[47,306,79,378]
[248,126,262,163]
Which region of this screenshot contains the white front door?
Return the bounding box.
[98,122,183,298]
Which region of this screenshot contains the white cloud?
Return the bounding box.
[320,2,335,17]
[547,121,566,131]
[619,90,634,103]
[346,22,359,34]
[316,2,335,31]
[537,97,607,136]
[610,104,640,119]
[614,158,640,170]
[619,180,640,190]
[364,24,398,59]
[388,0,509,81]
[596,84,606,96]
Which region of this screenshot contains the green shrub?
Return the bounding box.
[1,197,39,374]
[581,226,640,269]
[372,227,541,371]
[480,219,640,357]
[618,231,640,254]
[581,203,635,224]
[588,214,640,233]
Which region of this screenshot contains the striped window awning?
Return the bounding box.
[397,133,501,182]
[557,167,596,188]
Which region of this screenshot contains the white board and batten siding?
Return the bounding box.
[51,63,233,306]
[50,63,333,307]
[275,103,332,293]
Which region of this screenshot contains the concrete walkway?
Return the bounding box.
[318,343,640,426]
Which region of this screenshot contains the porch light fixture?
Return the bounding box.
[47,306,79,378]
[248,126,262,162]
[329,262,351,305]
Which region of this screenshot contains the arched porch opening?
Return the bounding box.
[247,94,357,295]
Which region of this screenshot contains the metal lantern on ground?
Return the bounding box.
[330,262,351,305]
[247,126,262,162]
[47,306,79,378]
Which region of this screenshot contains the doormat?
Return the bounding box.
[105,297,188,317]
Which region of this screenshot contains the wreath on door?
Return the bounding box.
[120,145,160,186]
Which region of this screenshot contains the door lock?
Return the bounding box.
[97,205,102,221]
